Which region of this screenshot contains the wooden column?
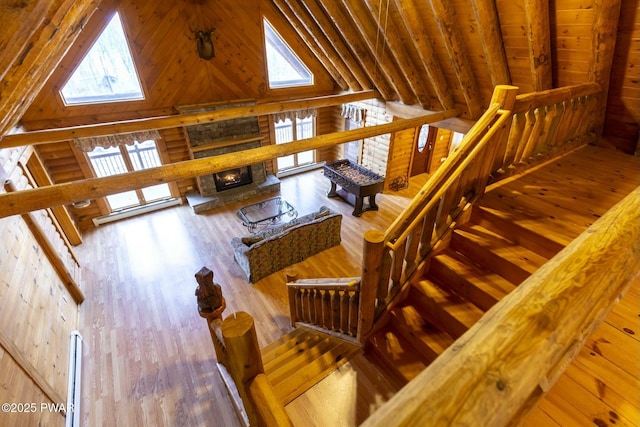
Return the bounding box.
[429,0,483,118]
[589,0,623,137]
[286,269,299,326]
[393,0,455,111]
[524,0,553,91]
[471,0,511,86]
[357,229,386,343]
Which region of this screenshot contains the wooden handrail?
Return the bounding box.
[362,185,640,426]
[512,82,601,114]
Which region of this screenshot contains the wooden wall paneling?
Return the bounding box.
[339,0,416,104]
[359,99,392,176]
[316,1,396,100]
[470,0,512,88]
[159,127,196,197]
[384,120,415,191]
[496,0,536,93]
[316,106,342,163]
[430,128,453,174]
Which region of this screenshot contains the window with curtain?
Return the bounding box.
[273,112,316,172]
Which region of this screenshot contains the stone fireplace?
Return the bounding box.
[182,103,280,213]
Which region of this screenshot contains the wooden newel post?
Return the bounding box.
[357,229,386,343]
[222,311,264,426]
[195,267,226,363]
[286,269,299,326]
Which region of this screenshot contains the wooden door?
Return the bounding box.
[410,125,436,176]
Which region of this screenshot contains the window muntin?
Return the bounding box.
[274,116,315,171]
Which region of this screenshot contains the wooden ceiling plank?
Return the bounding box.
[316,1,395,100]
[0,90,379,147]
[339,0,416,104]
[271,0,349,91]
[429,0,483,119]
[394,0,455,110]
[0,109,459,218]
[362,0,433,108]
[0,0,100,135]
[300,0,373,91]
[589,0,623,137]
[524,0,553,91]
[471,0,512,87]
[278,0,361,90]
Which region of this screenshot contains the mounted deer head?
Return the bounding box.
[195,28,215,60]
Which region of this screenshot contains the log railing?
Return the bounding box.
[491,82,602,181]
[286,270,361,340]
[362,185,640,426]
[357,85,518,341]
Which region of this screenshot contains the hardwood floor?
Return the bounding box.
[75,145,639,426]
[75,168,427,426]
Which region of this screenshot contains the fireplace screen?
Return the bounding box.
[214,166,252,192]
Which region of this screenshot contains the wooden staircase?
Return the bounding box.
[368,207,562,384]
[261,326,361,404]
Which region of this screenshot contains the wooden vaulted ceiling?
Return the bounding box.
[0,0,638,147]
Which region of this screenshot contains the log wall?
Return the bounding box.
[0,148,80,425]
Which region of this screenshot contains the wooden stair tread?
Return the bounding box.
[411,279,485,338]
[451,224,548,285]
[390,305,455,363]
[270,337,361,404]
[472,206,564,259]
[260,327,361,404]
[368,328,428,384]
[428,249,517,312]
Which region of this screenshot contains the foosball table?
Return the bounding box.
[323,159,385,217]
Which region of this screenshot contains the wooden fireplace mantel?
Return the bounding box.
[189,136,264,154]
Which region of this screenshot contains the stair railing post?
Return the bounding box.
[357,229,386,343]
[222,311,264,426]
[195,267,227,365]
[286,269,299,326]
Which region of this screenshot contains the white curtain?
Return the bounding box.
[341,103,365,122]
[272,108,317,123]
[73,130,161,152]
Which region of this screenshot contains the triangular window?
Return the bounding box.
[263,19,313,88]
[60,12,144,105]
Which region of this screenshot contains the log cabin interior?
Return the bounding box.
[0,0,639,426]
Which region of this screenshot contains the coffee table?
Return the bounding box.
[237,196,297,233]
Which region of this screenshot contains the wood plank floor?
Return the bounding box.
[75,145,639,426]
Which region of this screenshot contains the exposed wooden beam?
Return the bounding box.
[0,109,459,218]
[277,0,361,91]
[339,0,416,104]
[589,0,622,137]
[524,0,553,91]
[271,0,349,91]
[471,0,511,86]
[393,0,456,110]
[0,0,99,135]
[429,0,483,119]
[0,90,379,148]
[362,0,432,108]
[300,0,373,91]
[317,1,395,100]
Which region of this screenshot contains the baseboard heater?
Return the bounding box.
[92,198,182,226]
[66,330,83,427]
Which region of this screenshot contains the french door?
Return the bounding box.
[274,116,315,171]
[87,139,171,211]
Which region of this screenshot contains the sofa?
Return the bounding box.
[231,206,342,283]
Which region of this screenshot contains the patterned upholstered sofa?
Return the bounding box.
[231,206,342,283]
